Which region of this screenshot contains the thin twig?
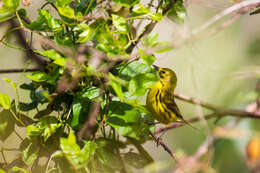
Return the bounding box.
[149,131,178,162]
[0,68,40,73]
[156,93,260,134]
[77,102,100,141]
[173,136,215,173]
[175,93,260,118]
[192,0,260,35]
[10,19,46,66]
[125,0,178,54]
[156,113,219,134]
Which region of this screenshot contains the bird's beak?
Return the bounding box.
[152,65,159,71]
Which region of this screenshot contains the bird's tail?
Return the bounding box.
[180,118,199,131]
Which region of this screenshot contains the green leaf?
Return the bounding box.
[119,61,155,80]
[123,152,151,169]
[113,0,139,7]
[141,33,173,53]
[75,0,97,15]
[167,0,186,23]
[54,33,75,46]
[20,82,36,90]
[22,143,39,165]
[0,12,15,23]
[74,23,93,43]
[0,169,6,173]
[19,101,38,111]
[129,73,157,96]
[35,49,66,66]
[10,167,29,173]
[95,138,125,170]
[25,9,61,31]
[0,93,11,109]
[131,4,150,17]
[60,132,96,169]
[0,110,15,141]
[141,32,159,48]
[106,101,153,140]
[26,124,41,136]
[138,49,155,66]
[2,78,17,90]
[112,14,129,33]
[57,6,75,19]
[81,140,96,162]
[39,9,61,30]
[0,0,20,13]
[109,73,125,100]
[130,4,162,21]
[55,0,72,7]
[81,86,100,100]
[26,71,58,84]
[0,0,20,22]
[70,95,91,129]
[150,12,163,21]
[26,117,61,141]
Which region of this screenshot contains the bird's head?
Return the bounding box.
[153,65,177,88]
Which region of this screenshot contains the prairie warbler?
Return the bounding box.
[146,65,194,127]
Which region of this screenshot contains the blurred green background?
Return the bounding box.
[1,1,260,172]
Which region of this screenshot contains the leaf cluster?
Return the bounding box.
[0,0,185,172]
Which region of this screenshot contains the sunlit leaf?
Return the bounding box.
[123,152,151,168]
[60,132,96,169]
[138,49,155,66]
[10,167,29,173]
[112,14,129,33]
[74,23,93,43]
[113,0,139,7]
[22,143,39,165]
[129,73,157,96]
[3,78,17,90]
[0,110,15,141]
[35,49,67,66]
[109,73,125,100]
[0,93,11,109]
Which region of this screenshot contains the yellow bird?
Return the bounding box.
[146,65,194,127]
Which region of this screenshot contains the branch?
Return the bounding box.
[77,102,100,141]
[10,19,46,66]
[125,0,178,54]
[149,131,178,162]
[173,136,215,173]
[174,93,260,118]
[192,0,260,35]
[155,113,219,134]
[0,68,40,73]
[155,93,260,134]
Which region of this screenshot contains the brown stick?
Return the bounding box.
[77,102,100,141]
[149,131,178,162]
[155,113,219,134]
[175,93,260,118]
[0,68,40,73]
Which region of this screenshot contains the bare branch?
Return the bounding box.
[175,93,260,118]
[77,102,101,141]
[155,113,219,134]
[173,136,215,173]
[0,68,40,73]
[149,131,178,162]
[192,0,260,35]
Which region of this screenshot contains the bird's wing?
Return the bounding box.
[164,92,199,130]
[163,92,183,120]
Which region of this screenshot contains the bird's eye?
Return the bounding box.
[161,70,166,74]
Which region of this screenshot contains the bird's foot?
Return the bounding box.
[147,121,160,126]
[155,136,162,147]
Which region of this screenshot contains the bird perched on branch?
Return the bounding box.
[146,65,195,129]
